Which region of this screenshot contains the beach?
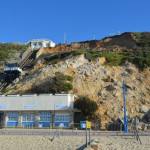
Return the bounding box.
[0,135,149,150]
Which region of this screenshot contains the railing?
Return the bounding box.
[0,122,149,131]
[19,51,34,68]
[0,47,37,92]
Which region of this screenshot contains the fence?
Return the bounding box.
[0,121,150,132]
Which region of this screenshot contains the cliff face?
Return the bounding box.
[6,54,150,128]
[2,32,150,128]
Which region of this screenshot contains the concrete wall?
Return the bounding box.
[0,94,74,128]
[0,94,74,111]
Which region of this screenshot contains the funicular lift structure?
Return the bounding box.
[0,47,38,93]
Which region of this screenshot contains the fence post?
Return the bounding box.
[86,127,88,147]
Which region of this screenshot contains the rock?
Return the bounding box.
[105,85,116,91]
[98,57,106,65]
[140,105,149,113]
[126,68,133,74]
[84,147,93,150]
[93,139,100,144]
[84,70,90,77]
[90,141,100,150]
[91,142,98,150]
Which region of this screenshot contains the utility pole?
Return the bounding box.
[93,34,95,40]
[64,32,67,44]
[122,80,128,133]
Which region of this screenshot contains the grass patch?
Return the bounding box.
[43,48,150,69]
[0,43,27,61]
[84,50,150,69]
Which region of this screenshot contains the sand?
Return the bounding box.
[96,136,150,150]
[0,135,149,150]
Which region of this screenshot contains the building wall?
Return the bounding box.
[29,40,56,50]
[0,94,74,111]
[0,94,74,128]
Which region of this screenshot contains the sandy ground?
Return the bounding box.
[0,135,149,150]
[96,136,150,150]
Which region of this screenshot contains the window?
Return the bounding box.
[64,115,70,122]
[22,113,34,122]
[55,114,70,122]
[8,112,18,122]
[40,112,51,122]
[45,43,49,47]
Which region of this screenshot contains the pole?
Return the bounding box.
[122,80,128,133]
[64,32,66,44]
[86,127,88,147]
[89,129,91,145]
[52,104,55,129]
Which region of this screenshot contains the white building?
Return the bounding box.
[27,39,56,50]
[4,63,23,74]
[0,94,74,128]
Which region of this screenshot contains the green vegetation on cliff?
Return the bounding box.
[44,49,150,69]
[0,43,27,61]
[74,96,98,119]
[85,50,150,69]
[29,72,73,94]
[132,32,150,47]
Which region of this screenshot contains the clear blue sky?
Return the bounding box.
[0,0,150,43]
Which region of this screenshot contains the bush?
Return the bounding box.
[29,72,73,94]
[49,72,73,94]
[43,48,150,70]
[74,96,98,119]
[85,50,150,69]
[127,51,150,69]
[0,43,27,61]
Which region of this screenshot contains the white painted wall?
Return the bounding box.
[29,40,56,50]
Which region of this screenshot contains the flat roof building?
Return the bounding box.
[27,39,56,50]
[0,94,74,128]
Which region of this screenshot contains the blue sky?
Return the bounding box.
[0,0,150,43]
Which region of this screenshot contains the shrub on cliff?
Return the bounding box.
[28,72,73,94]
[74,96,98,119]
[49,72,73,94]
[0,43,27,61]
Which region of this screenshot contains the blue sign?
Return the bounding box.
[80,121,86,129]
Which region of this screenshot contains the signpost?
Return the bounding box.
[86,121,91,129]
[80,121,91,147]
